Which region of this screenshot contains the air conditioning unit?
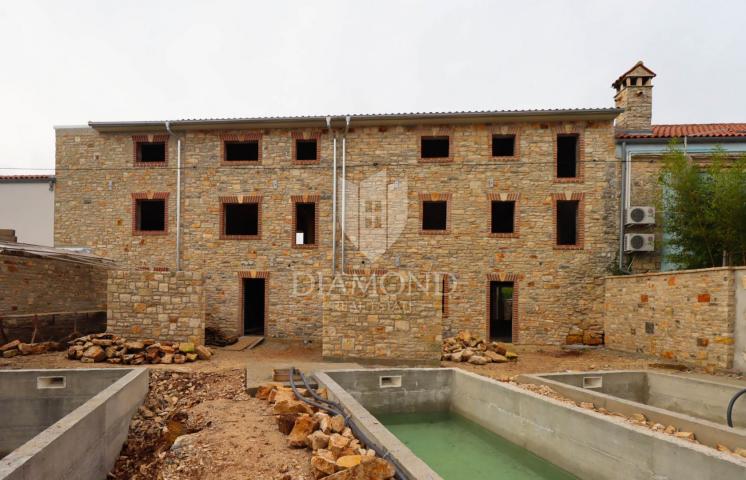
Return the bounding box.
[625,206,655,225]
[624,233,655,252]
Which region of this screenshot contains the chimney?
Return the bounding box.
[0,229,17,243]
[612,61,656,132]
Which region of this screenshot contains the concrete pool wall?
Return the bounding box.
[315,368,746,480]
[0,368,148,480]
[519,370,746,452]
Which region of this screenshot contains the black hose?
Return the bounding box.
[726,388,746,428]
[288,367,409,480]
[287,367,342,417]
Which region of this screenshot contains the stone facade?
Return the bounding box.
[321,272,442,365]
[107,270,205,345]
[0,252,107,315]
[55,112,619,347]
[0,252,108,341]
[604,267,743,370]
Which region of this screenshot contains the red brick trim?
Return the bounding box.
[220,132,263,165]
[131,192,169,236]
[486,272,520,343]
[135,265,171,272]
[442,274,451,318]
[490,126,520,161]
[219,195,263,240]
[238,271,269,336]
[553,127,585,183]
[418,128,453,163]
[291,194,321,248]
[343,268,388,275]
[552,192,585,250]
[418,193,452,235]
[292,131,322,165]
[133,135,169,167]
[487,193,520,238]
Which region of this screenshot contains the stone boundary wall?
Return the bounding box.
[322,272,442,365]
[107,270,205,345]
[0,253,107,342]
[604,267,746,371]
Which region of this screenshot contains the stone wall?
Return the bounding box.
[56,117,619,345]
[604,267,743,370]
[322,272,442,365]
[107,270,205,345]
[0,253,107,342]
[0,253,107,315]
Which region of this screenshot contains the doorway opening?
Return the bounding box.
[489,281,513,342]
[242,278,265,335]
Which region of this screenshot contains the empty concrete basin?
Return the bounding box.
[518,370,746,452]
[0,368,148,480]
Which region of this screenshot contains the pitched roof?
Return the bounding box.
[86,108,622,132]
[0,241,115,267]
[612,61,657,89]
[617,123,746,140]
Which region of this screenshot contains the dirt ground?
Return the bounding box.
[1,341,741,479]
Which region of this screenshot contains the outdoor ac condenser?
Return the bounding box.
[625,206,656,225]
[624,233,655,252]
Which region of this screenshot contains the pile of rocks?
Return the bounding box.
[517,382,746,459]
[66,333,213,365]
[0,338,64,358]
[255,384,396,479]
[441,331,518,365]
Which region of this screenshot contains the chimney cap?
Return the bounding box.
[612,61,656,90]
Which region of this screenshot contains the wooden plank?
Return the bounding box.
[222,335,264,351]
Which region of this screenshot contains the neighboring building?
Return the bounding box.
[613,62,746,273]
[55,106,621,345]
[0,175,55,246]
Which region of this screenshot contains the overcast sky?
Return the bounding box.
[1,0,745,173]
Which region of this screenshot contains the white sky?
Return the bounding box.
[1,0,745,174]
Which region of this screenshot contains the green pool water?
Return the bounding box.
[377,411,577,480]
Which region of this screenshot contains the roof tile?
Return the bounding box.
[617,123,746,139]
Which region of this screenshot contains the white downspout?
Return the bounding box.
[165,121,181,271]
[340,116,350,273]
[328,117,337,275]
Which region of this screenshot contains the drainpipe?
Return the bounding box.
[340,116,350,273]
[165,121,182,271]
[618,142,627,271]
[328,117,337,275]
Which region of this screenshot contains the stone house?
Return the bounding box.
[67,63,746,350]
[613,61,746,273]
[55,101,622,347]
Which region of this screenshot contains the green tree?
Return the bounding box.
[658,143,746,268]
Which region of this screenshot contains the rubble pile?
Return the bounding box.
[66,333,213,365]
[441,330,519,365]
[0,338,64,358]
[255,383,396,479]
[515,381,746,460]
[111,369,249,479]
